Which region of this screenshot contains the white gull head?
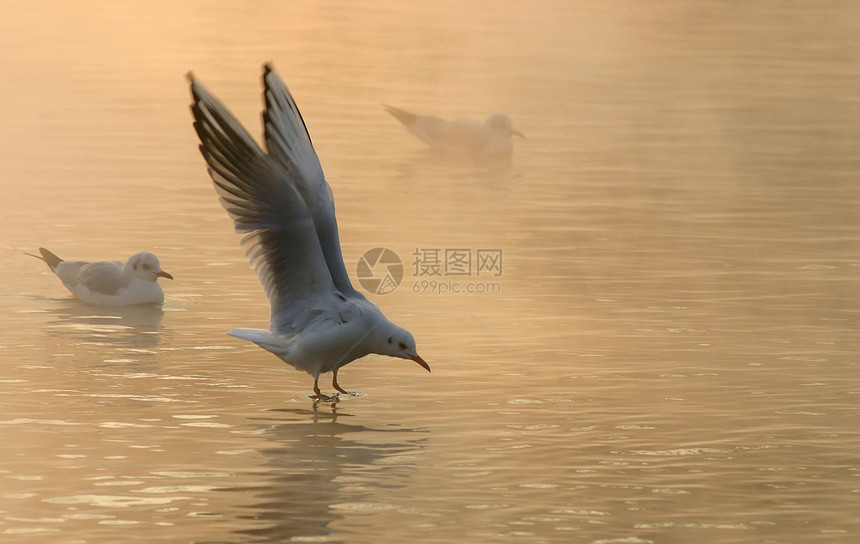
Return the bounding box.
[124,252,173,282]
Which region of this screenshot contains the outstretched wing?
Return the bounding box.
[261,64,366,301]
[189,74,344,333]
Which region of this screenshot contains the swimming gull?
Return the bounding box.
[29,248,172,306]
[384,104,523,155]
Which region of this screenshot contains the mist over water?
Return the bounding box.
[1,1,858,542]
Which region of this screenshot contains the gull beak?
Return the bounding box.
[411,354,431,372]
[157,270,174,280]
[512,129,525,138]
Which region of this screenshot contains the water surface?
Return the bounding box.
[1,1,858,542]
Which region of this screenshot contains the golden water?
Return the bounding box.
[1,1,858,542]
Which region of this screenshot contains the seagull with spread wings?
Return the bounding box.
[188,65,430,400]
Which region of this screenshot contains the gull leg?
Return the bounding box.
[332,370,350,395]
[312,377,336,402]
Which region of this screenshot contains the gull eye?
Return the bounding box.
[398,342,407,350]
[143,263,151,270]
[387,337,393,345]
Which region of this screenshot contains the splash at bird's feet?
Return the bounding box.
[308,391,366,403]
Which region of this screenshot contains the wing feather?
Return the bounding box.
[189,74,343,333]
[77,261,124,295]
[261,64,366,300]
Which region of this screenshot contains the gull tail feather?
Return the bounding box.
[228,328,290,354]
[383,104,418,127]
[25,247,63,271]
[229,327,275,344]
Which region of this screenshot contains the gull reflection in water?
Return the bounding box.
[42,299,167,363]
[235,404,429,542]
